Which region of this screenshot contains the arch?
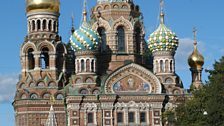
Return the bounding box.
[165,77,173,83]
[81,59,85,72]
[29,82,36,87]
[42,92,51,99]
[112,16,133,31]
[21,94,27,99]
[117,26,125,52]
[30,93,38,99]
[37,41,55,52]
[19,83,26,88]
[48,81,56,87]
[21,42,37,54]
[37,81,45,87]
[56,93,64,100]
[97,27,107,52]
[104,63,162,94]
[104,4,110,9]
[92,89,100,94]
[75,78,82,84]
[92,17,111,32]
[86,77,93,83]
[79,88,89,95]
[112,4,119,9]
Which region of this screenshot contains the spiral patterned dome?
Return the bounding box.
[148,13,179,53]
[69,22,100,51]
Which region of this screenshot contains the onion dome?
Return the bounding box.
[69,0,100,51]
[148,12,179,53]
[188,29,204,69]
[26,0,60,13]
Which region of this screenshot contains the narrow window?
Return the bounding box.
[165,60,169,72]
[40,48,49,69]
[81,59,85,72]
[53,21,56,32]
[48,20,52,31]
[135,27,141,54]
[160,60,164,72]
[170,60,173,72]
[32,20,35,31]
[117,112,123,123]
[128,112,135,123]
[43,20,46,30]
[87,113,93,123]
[37,20,41,30]
[91,60,94,72]
[140,112,146,123]
[28,48,35,70]
[117,26,125,52]
[97,27,107,52]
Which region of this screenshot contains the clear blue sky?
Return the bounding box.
[0,0,224,125]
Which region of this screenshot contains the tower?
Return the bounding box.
[91,0,146,74]
[13,0,67,125]
[188,28,204,90]
[148,0,183,94]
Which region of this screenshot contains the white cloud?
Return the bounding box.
[0,73,18,103]
[175,38,205,71]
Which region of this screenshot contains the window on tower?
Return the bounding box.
[117,26,125,52]
[140,112,146,123]
[28,48,35,70]
[128,112,135,123]
[97,27,107,52]
[135,27,141,54]
[40,47,49,69]
[87,113,94,124]
[117,112,123,123]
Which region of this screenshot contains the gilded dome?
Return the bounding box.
[148,13,179,53]
[188,44,204,69]
[26,0,60,13]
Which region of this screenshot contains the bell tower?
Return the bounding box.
[13,0,67,126]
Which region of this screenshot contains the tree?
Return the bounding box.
[175,56,224,126]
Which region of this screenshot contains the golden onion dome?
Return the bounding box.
[188,44,204,69]
[26,0,60,13]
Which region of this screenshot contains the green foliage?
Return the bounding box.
[174,56,224,126]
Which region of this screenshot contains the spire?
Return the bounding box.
[71,13,75,33]
[45,95,57,126]
[160,0,165,24]
[83,0,87,22]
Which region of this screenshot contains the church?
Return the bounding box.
[13,0,205,126]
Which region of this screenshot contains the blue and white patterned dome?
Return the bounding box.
[69,22,100,51]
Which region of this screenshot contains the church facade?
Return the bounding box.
[13,0,204,126]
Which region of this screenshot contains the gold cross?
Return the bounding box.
[193,27,197,45]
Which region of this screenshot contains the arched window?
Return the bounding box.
[28,48,35,70]
[32,20,35,31]
[43,20,47,30]
[117,26,125,52]
[37,20,41,31]
[48,20,52,31]
[43,93,50,99]
[56,44,64,72]
[91,60,94,72]
[40,47,49,69]
[135,27,141,54]
[56,94,64,100]
[160,60,164,72]
[165,60,169,72]
[30,93,38,99]
[97,27,107,52]
[81,59,85,72]
[156,60,159,73]
[86,59,90,72]
[170,60,173,72]
[53,21,56,32]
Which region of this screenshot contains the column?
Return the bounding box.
[89,58,92,72]
[79,60,81,73]
[34,52,40,70]
[75,59,78,73]
[84,59,87,72]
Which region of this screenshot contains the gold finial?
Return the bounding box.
[160,0,165,24]
[83,0,87,22]
[193,27,197,46]
[71,13,75,33]
[50,95,55,105]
